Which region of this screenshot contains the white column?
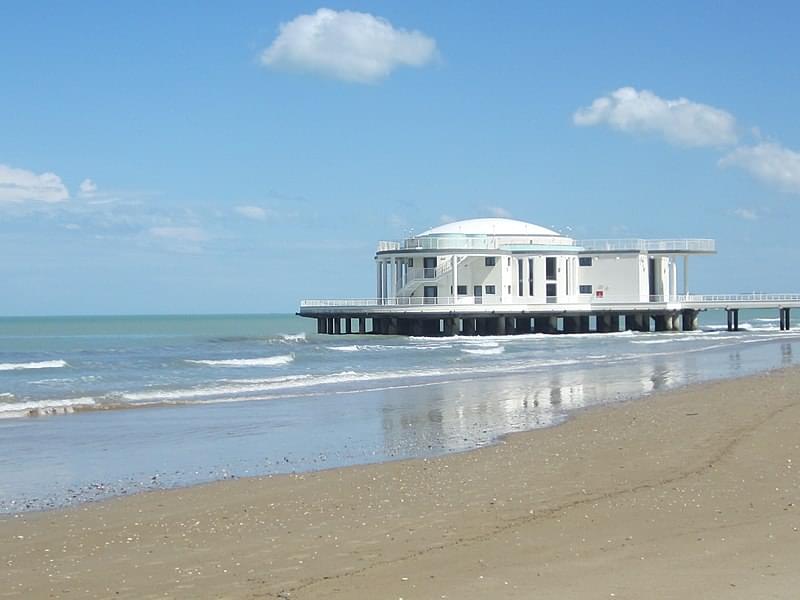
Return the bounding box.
[669,258,677,301]
[381,260,389,299]
[683,256,689,295]
[388,258,395,299]
[452,254,458,304]
[396,258,401,297]
[376,260,383,301]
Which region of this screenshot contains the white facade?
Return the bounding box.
[373,218,713,306]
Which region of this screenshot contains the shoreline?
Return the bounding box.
[3,366,800,598]
[1,357,786,516]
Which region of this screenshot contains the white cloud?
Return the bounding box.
[719,142,800,194]
[79,178,98,197]
[148,226,208,243]
[234,205,275,221]
[261,8,438,83]
[0,164,69,204]
[486,206,511,218]
[732,208,758,221]
[573,87,738,147]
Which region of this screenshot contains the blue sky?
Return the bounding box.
[1,1,799,315]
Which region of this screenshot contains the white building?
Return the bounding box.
[300,217,799,336]
[374,218,712,307]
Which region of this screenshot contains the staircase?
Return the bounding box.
[397,256,467,298]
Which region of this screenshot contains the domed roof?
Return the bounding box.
[418,218,561,237]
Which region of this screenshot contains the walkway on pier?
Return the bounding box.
[299,294,800,336]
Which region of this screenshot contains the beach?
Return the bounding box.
[2,366,799,599]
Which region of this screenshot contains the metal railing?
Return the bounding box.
[681,293,800,303]
[377,237,716,254]
[578,239,716,253]
[378,235,571,252]
[300,292,800,310]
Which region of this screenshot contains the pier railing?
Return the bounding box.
[300,292,800,310]
[377,237,716,254]
[578,239,716,253]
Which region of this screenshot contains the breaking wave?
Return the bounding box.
[0,360,68,371]
[186,354,294,367]
[0,397,96,418]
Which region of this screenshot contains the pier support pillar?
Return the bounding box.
[385,318,398,335]
[626,313,650,332]
[373,318,385,334]
[476,318,491,336]
[421,319,439,336]
[408,319,422,336]
[463,318,476,336]
[780,308,792,331]
[358,318,366,334]
[496,317,507,336]
[597,313,616,333]
[443,318,457,337]
[726,309,740,332]
[564,316,579,334]
[515,317,532,334]
[534,316,558,334]
[578,315,590,333]
[653,314,669,332]
[317,318,327,334]
[345,318,352,334]
[681,310,699,332]
[333,318,342,335]
[505,317,516,334]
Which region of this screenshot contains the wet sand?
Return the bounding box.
[2,367,799,599]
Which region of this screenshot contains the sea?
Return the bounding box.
[1,311,798,513]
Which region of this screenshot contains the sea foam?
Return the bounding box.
[186,354,294,367]
[0,360,68,371]
[0,397,96,418]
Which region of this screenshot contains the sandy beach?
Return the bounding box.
[2,367,799,599]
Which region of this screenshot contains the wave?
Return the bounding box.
[0,359,68,371]
[0,397,96,418]
[462,346,505,355]
[186,354,294,367]
[279,332,306,342]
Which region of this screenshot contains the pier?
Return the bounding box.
[299,294,800,336]
[298,217,798,336]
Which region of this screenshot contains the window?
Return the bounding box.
[507,285,512,294]
[457,285,467,295]
[517,258,524,296]
[579,257,593,267]
[423,257,437,279]
[579,285,593,294]
[485,285,496,294]
[507,257,511,266]
[408,258,413,268]
[485,256,496,267]
[423,286,437,304]
[546,257,557,280]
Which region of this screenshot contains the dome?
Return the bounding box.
[418,218,561,238]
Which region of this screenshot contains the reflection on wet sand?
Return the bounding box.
[380,342,794,454]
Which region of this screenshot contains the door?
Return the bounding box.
[474,285,483,304]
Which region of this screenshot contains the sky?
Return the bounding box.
[1,1,799,315]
